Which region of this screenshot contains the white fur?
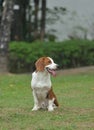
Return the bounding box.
[46,57,58,70]
[31,57,57,111]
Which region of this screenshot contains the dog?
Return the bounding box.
[31,57,59,111]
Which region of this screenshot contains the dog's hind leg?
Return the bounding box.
[47,88,59,111]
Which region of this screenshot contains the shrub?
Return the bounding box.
[9,40,94,73]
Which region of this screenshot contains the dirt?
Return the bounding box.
[57,66,94,76]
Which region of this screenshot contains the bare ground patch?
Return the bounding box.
[57,66,94,76]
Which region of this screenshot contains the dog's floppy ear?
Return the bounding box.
[35,57,45,71]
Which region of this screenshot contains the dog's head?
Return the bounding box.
[35,57,58,76]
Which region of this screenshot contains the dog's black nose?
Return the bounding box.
[56,64,59,68]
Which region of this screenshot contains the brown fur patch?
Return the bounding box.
[47,88,59,107]
[35,57,52,71]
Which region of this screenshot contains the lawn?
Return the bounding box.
[0,68,94,130]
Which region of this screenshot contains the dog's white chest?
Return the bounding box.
[31,71,51,89]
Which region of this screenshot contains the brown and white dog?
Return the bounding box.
[31,57,59,111]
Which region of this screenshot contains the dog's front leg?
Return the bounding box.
[32,90,40,111]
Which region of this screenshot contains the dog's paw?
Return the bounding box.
[32,106,39,111]
[48,106,54,111]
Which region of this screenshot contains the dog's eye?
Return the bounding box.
[48,60,51,63]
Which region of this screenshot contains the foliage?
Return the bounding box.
[9,40,94,73]
[0,71,94,129]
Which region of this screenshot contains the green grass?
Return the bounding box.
[0,70,94,130]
